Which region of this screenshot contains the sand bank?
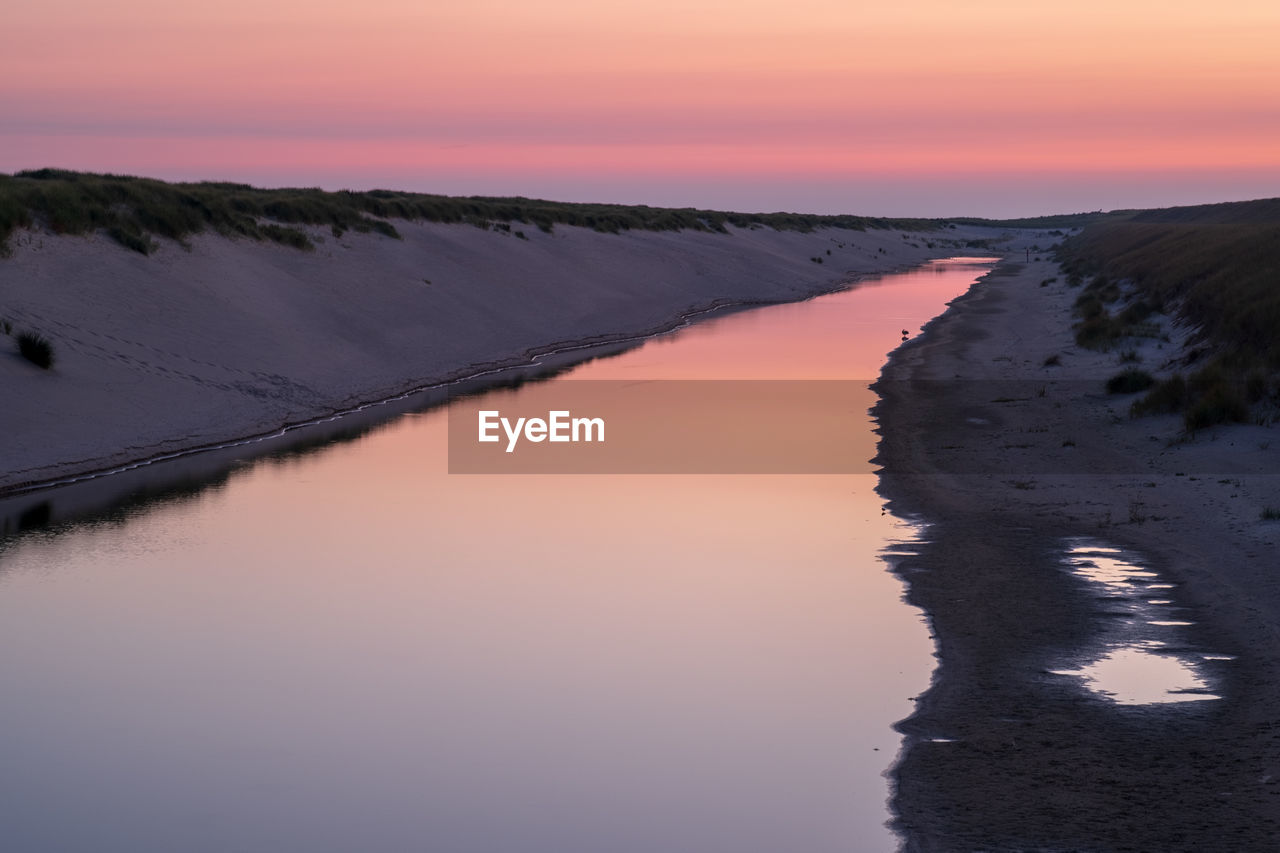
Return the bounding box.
[876,251,1280,850]
[1,220,1001,492]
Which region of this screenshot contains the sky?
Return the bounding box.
[3,0,1278,217]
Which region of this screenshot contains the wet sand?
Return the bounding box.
[876,255,1280,850]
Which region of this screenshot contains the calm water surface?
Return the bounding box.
[0,259,994,852]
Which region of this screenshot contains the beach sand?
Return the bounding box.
[876,251,1280,850]
[0,220,997,493]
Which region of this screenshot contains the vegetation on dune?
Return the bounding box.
[1068,272,1163,351]
[16,331,55,369]
[1058,197,1280,429]
[1131,375,1187,416]
[1125,198,1280,226]
[954,197,1280,233]
[1105,368,1155,395]
[0,170,387,255]
[947,211,1127,230]
[0,169,944,256]
[1060,221,1280,365]
[1131,364,1250,431]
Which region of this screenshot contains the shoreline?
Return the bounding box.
[875,254,1280,849]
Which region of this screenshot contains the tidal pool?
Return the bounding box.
[1050,539,1227,705]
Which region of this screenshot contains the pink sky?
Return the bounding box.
[4,0,1278,217]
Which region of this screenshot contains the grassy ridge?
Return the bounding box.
[1127,198,1280,226]
[1057,198,1280,427]
[1059,220,1280,366]
[946,211,1127,230]
[0,169,943,256]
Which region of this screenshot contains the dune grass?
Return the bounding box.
[1058,216,1280,367]
[1129,368,1251,430]
[1057,198,1280,428]
[1069,273,1161,351]
[945,211,1124,230]
[1106,368,1155,395]
[16,331,54,369]
[0,169,945,256]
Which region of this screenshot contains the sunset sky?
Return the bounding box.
[3,0,1277,217]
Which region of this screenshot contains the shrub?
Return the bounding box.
[16,331,54,368]
[1246,370,1270,403]
[1185,389,1248,430]
[1075,293,1106,320]
[1106,369,1155,394]
[1132,375,1187,415]
[1118,300,1156,325]
[1075,314,1119,349]
[366,219,401,239]
[259,224,313,250]
[1262,507,1280,521]
[107,225,155,255]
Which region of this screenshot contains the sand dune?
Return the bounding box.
[0,220,998,491]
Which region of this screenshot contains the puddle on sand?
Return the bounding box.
[1048,539,1227,705]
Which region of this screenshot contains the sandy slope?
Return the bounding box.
[0,220,994,491]
[876,251,1280,850]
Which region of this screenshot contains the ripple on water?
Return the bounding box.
[1050,539,1227,705]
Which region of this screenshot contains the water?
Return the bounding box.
[0,258,995,853]
[1049,539,1227,705]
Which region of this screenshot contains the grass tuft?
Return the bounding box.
[1106,368,1155,395]
[1132,375,1187,416]
[1075,314,1121,349]
[16,331,54,369]
[107,225,156,255]
[1184,388,1248,431]
[258,224,313,251]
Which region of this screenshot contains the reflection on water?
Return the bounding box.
[1050,539,1227,705]
[0,259,994,853]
